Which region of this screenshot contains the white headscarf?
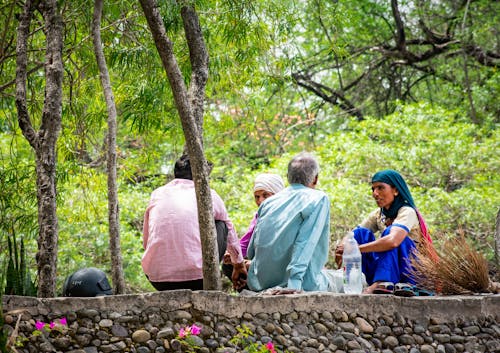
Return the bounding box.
[253,173,285,195]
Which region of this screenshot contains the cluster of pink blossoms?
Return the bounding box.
[34,317,67,331]
[265,341,277,353]
[178,323,201,338]
[178,323,278,353]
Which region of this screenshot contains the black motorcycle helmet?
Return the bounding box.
[62,267,113,297]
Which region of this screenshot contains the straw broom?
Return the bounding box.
[408,236,500,295]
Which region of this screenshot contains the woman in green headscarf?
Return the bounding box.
[336,170,433,295]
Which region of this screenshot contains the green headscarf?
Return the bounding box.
[371,169,415,219]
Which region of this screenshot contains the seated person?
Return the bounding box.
[141,154,246,291]
[240,173,285,257]
[336,169,433,294]
[222,173,284,278]
[246,152,335,292]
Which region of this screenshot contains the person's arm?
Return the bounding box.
[212,190,247,289]
[239,213,258,258]
[335,226,407,267]
[231,261,248,290]
[211,191,244,264]
[287,194,330,290]
[359,206,418,253]
[142,202,153,249]
[336,210,377,267]
[358,226,407,252]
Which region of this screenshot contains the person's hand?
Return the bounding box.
[222,252,231,265]
[231,262,248,290]
[269,288,302,295]
[335,243,344,269]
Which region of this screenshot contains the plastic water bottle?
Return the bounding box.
[342,231,363,294]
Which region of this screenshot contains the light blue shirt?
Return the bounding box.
[247,184,331,291]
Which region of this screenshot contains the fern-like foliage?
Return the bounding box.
[5,234,37,296]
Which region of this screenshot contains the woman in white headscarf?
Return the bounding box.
[222,173,284,281]
[240,173,285,257]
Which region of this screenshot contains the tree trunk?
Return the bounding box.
[139,0,220,290]
[15,0,63,298]
[460,0,478,124]
[92,0,126,294]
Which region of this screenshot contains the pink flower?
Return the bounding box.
[190,324,201,335]
[178,327,187,338]
[265,341,276,353]
[59,317,67,326]
[49,322,56,329]
[35,321,46,331]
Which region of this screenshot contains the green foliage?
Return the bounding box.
[0,1,498,294]
[5,234,37,296]
[262,0,500,122]
[229,324,283,352]
[0,135,38,293]
[214,103,499,267]
[316,103,499,256]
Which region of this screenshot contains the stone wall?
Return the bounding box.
[2,291,500,353]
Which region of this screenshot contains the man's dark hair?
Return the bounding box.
[174,154,193,180]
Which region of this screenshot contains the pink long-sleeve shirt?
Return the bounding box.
[239,212,258,258]
[142,179,243,282]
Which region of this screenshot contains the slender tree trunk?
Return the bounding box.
[139,0,220,290]
[461,0,478,124]
[15,0,63,298]
[92,0,126,294]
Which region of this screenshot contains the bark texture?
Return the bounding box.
[92,0,126,294]
[15,0,63,298]
[139,0,220,290]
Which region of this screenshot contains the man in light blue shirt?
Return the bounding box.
[247,152,331,292]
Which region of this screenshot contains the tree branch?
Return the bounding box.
[92,0,126,295]
[464,44,500,67]
[15,0,37,149]
[292,72,364,120]
[38,0,64,142]
[139,0,221,290]
[391,0,406,53]
[181,5,209,135]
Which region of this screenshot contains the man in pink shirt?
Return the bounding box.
[142,154,247,290]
